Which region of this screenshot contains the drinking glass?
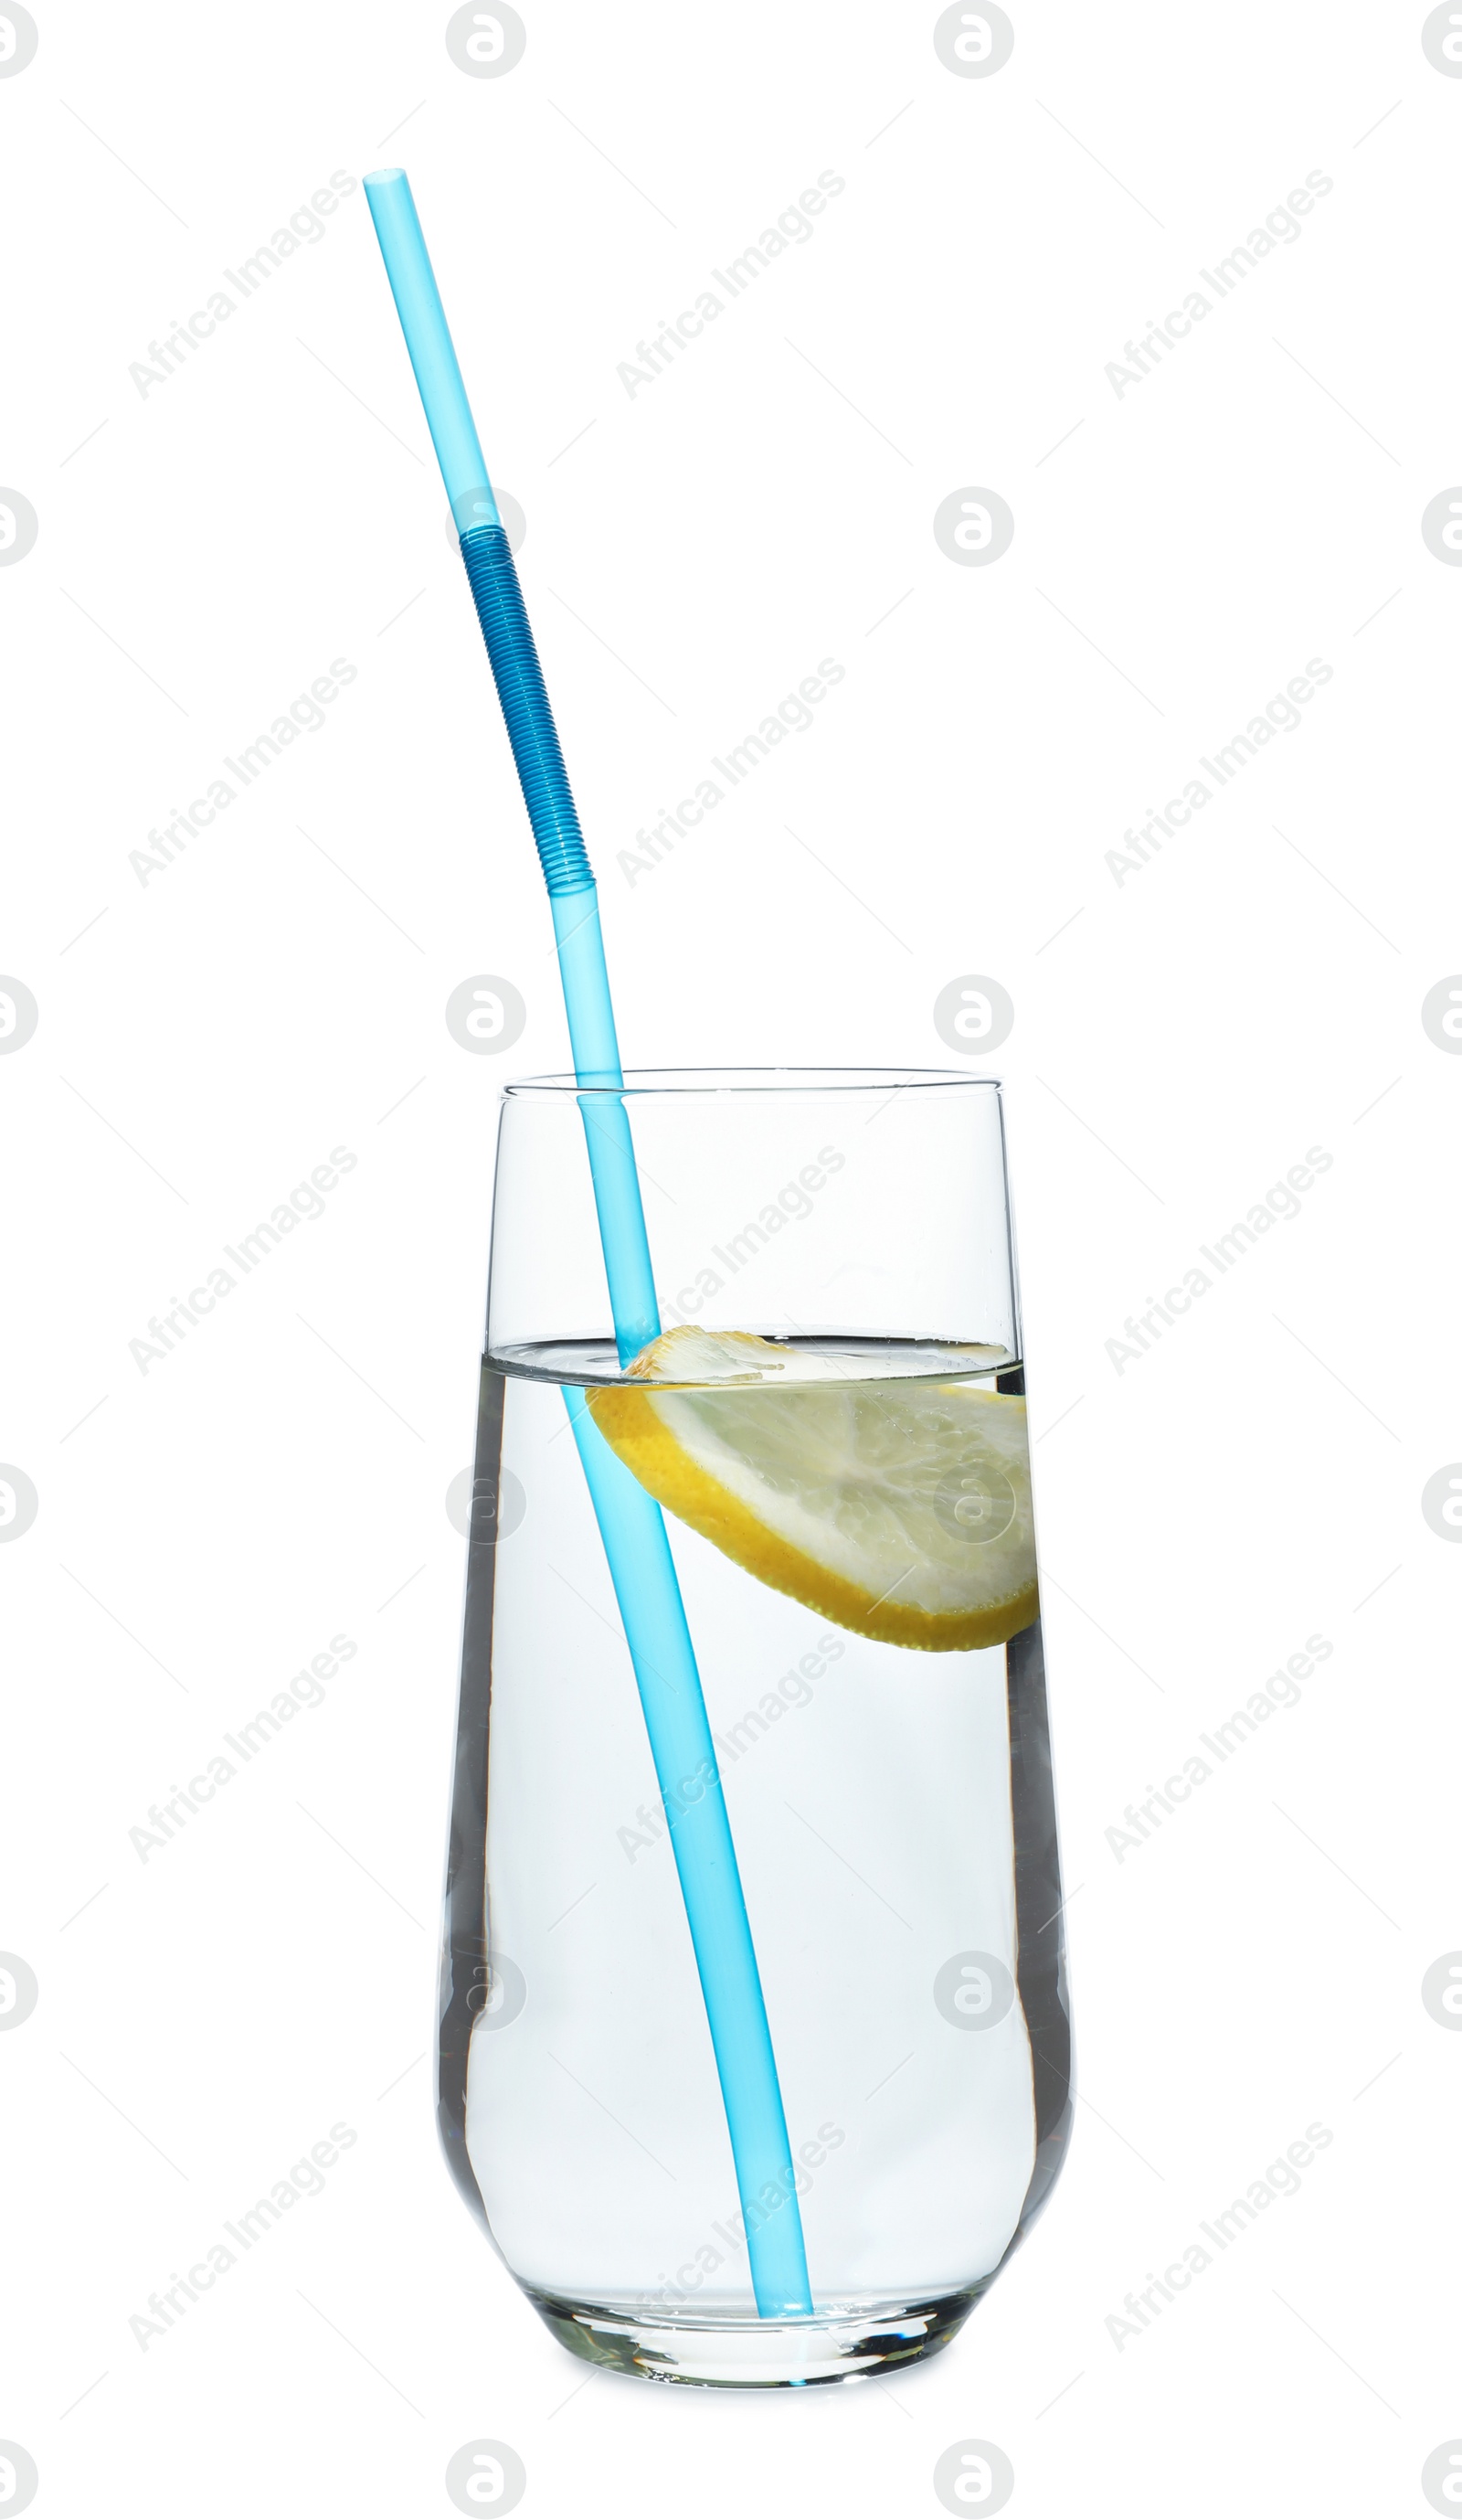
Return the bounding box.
[438,1070,1072,2387]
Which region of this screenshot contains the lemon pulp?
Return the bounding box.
[587,1328,1038,1653]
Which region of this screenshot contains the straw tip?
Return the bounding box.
[363,165,408,191]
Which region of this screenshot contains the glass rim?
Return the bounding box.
[501,1066,1004,1099]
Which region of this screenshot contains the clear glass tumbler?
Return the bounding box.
[438,1071,1072,2387]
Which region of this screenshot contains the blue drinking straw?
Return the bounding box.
[364,169,812,2319]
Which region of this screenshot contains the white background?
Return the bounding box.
[4,3,1460,2514]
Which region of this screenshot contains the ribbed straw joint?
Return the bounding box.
[459,524,593,896]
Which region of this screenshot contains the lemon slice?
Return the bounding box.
[588,1328,1038,1653]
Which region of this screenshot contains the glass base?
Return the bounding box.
[524,2285,978,2388]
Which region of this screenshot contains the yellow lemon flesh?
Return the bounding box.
[587,1328,1038,1653]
